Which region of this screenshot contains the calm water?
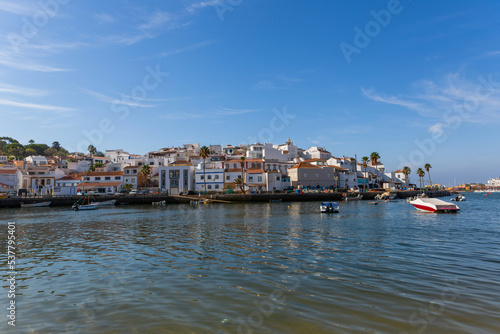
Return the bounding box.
[1,193,500,334]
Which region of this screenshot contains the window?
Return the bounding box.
[226,176,230,180]
[257,163,261,169]
[208,185,212,190]
[171,179,179,187]
[249,176,253,182]
[251,163,256,168]
[215,175,219,180]
[95,177,101,180]
[257,176,262,182]
[47,179,51,185]
[105,177,111,180]
[233,164,237,169]
[131,178,135,183]
[169,170,180,178]
[200,175,204,180]
[133,170,137,173]
[238,175,241,179]
[115,176,120,180]
[207,175,211,180]
[150,162,154,165]
[215,185,219,189]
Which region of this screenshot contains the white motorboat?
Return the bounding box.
[409,198,459,213]
[450,194,466,202]
[90,199,116,207]
[21,201,51,208]
[320,202,340,213]
[72,204,98,210]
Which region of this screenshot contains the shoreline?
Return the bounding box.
[0,190,451,209]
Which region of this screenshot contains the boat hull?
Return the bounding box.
[410,198,459,213]
[21,201,51,208]
[320,202,340,213]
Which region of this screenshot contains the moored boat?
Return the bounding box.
[320,202,339,213]
[21,201,51,208]
[73,204,98,210]
[410,198,459,213]
[90,199,116,207]
[450,194,466,202]
[343,194,363,201]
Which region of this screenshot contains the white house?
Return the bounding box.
[303,147,332,160]
[195,163,224,192]
[19,167,56,195]
[159,164,196,195]
[54,175,80,195]
[123,166,140,189]
[25,155,48,166]
[76,171,124,194]
[0,168,20,192]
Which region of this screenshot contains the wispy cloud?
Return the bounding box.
[0,83,47,97]
[362,72,500,125]
[0,57,71,72]
[139,11,171,30]
[0,1,35,15]
[81,88,157,108]
[253,74,303,90]
[0,97,73,112]
[186,0,224,13]
[94,12,117,24]
[362,88,429,114]
[213,107,262,115]
[152,40,214,58]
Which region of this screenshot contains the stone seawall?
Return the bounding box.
[0,190,450,209]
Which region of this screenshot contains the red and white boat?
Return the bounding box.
[410,197,459,213]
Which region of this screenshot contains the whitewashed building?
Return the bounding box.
[195,162,224,192]
[159,164,196,195]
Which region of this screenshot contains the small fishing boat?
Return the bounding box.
[384,194,399,202]
[409,198,459,213]
[21,201,51,208]
[368,201,378,205]
[90,199,117,207]
[450,194,466,202]
[72,195,98,211]
[320,202,339,213]
[152,200,166,205]
[343,194,363,201]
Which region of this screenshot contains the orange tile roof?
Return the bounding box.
[247,169,265,173]
[0,170,17,174]
[290,162,321,169]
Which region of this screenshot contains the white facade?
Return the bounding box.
[0,169,20,191]
[195,163,224,192]
[159,165,195,195]
[25,155,48,166]
[54,176,79,196]
[303,147,332,160]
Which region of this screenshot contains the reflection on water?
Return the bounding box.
[1,193,500,333]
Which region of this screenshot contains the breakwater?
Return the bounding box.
[0,190,450,209]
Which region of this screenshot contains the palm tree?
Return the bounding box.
[370,152,380,188]
[88,145,97,157]
[240,156,246,193]
[417,168,425,189]
[424,163,432,187]
[402,166,411,187]
[140,164,151,188]
[234,177,245,193]
[199,146,210,192]
[361,156,369,191]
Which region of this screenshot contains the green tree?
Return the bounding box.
[199,146,210,192]
[402,166,411,187]
[44,147,57,156]
[361,156,369,191]
[4,143,25,158]
[25,148,37,156]
[88,145,97,157]
[140,164,151,188]
[52,141,61,150]
[417,168,425,189]
[29,139,35,145]
[370,152,380,188]
[25,143,49,155]
[234,177,245,193]
[424,163,432,187]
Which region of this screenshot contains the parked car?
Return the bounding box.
[283,186,295,193]
[140,190,148,195]
[129,189,139,195]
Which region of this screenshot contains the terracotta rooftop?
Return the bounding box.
[290,162,321,169]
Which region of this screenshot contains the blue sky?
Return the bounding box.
[1,0,500,185]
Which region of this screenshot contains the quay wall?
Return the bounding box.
[0,190,450,209]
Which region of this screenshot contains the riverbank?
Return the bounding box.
[0,190,450,209]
